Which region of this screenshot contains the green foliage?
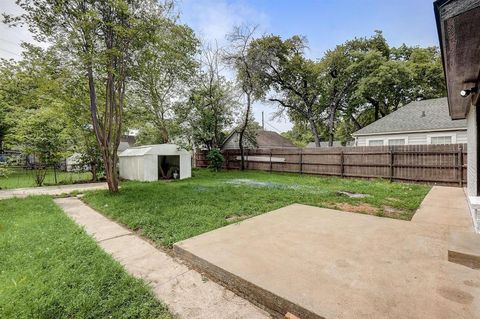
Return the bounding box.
[5,0,176,192]
[132,18,199,143]
[281,123,314,147]
[0,164,10,178]
[248,35,326,145]
[249,30,446,145]
[83,169,430,248]
[206,148,224,172]
[0,196,171,318]
[178,46,238,150]
[12,107,70,186]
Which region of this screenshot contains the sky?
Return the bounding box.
[0,0,440,132]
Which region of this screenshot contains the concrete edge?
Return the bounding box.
[173,243,324,319]
[448,250,480,269]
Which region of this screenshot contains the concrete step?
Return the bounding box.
[448,231,480,269]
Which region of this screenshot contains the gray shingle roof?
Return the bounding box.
[353,98,467,136]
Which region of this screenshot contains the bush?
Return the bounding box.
[0,164,10,178]
[207,149,224,172]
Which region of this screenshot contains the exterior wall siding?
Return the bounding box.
[355,130,467,146]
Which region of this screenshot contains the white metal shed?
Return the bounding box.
[119,144,191,181]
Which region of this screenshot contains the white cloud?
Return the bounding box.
[0,1,45,60]
[179,0,270,45]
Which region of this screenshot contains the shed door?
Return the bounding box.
[158,155,180,179]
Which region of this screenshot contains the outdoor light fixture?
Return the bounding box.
[460,87,478,97]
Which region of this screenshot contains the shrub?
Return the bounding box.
[0,164,10,178]
[207,149,224,172]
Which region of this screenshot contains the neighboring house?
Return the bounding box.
[352,98,467,146]
[434,0,479,232]
[221,130,296,150]
[118,135,136,153]
[306,141,354,148]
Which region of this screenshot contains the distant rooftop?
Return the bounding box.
[353,98,467,136]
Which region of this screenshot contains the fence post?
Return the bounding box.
[458,145,463,187]
[389,147,394,182]
[340,150,344,178]
[299,150,303,174]
[269,150,273,172]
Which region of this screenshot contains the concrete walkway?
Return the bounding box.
[412,186,474,231]
[0,182,108,200]
[54,197,270,319]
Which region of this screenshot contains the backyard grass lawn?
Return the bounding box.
[0,169,92,189]
[83,169,431,248]
[0,196,170,319]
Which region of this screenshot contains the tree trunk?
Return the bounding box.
[91,163,97,182]
[103,151,119,192]
[309,119,321,147]
[239,93,252,170]
[87,65,120,193]
[328,104,336,147]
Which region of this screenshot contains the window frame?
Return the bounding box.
[386,137,407,146]
[366,138,385,146]
[427,133,456,145]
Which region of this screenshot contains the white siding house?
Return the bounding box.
[352,98,467,146]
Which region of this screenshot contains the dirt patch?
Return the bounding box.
[386,197,401,202]
[335,202,378,215]
[382,206,409,218]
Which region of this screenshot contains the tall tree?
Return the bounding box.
[5,0,166,192]
[178,45,238,150]
[133,19,199,143]
[225,26,265,170]
[249,35,326,146]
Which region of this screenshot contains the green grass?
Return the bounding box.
[0,168,92,189]
[0,196,171,319]
[83,169,431,248]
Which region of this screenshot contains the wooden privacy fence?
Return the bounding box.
[195,144,467,186]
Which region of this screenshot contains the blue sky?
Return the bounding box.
[0,0,440,132]
[179,0,440,131]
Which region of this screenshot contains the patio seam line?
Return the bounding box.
[53,197,270,319]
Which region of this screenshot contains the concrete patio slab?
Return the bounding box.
[174,203,480,319]
[54,197,270,319]
[0,182,107,199]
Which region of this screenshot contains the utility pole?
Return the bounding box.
[262,111,265,130]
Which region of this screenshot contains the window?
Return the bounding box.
[430,136,452,145]
[368,139,384,146]
[388,138,406,146]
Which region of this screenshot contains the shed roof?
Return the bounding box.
[352,98,467,136]
[119,144,190,157]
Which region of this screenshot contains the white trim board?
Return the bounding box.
[353,128,467,137]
